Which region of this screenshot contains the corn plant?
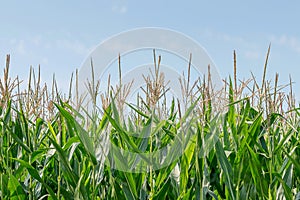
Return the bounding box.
[0,51,299,199]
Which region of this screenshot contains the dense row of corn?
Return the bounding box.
[0,51,299,199]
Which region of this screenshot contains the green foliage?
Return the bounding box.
[0,53,300,199]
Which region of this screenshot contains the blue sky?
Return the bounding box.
[1,1,300,101]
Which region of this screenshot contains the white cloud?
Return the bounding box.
[41,57,49,65]
[31,35,42,46]
[201,29,249,46]
[9,38,17,45]
[244,50,260,60]
[55,39,91,56]
[270,35,300,54]
[112,0,128,14]
[8,35,93,63]
[201,29,262,60]
[112,5,127,14]
[15,40,26,55]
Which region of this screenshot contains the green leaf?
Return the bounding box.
[13,159,57,200]
[153,178,171,200]
[215,140,235,199]
[8,174,26,200]
[54,103,97,165]
[180,140,195,194]
[124,173,138,199]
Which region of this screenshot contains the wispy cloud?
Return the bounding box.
[31,35,42,46]
[201,29,262,60]
[1,35,93,68]
[112,0,128,14]
[244,50,260,60]
[16,40,26,55]
[201,29,249,45]
[270,35,300,54]
[8,39,26,55]
[112,5,127,14]
[55,39,91,56]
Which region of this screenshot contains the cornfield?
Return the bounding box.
[0,48,300,199]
